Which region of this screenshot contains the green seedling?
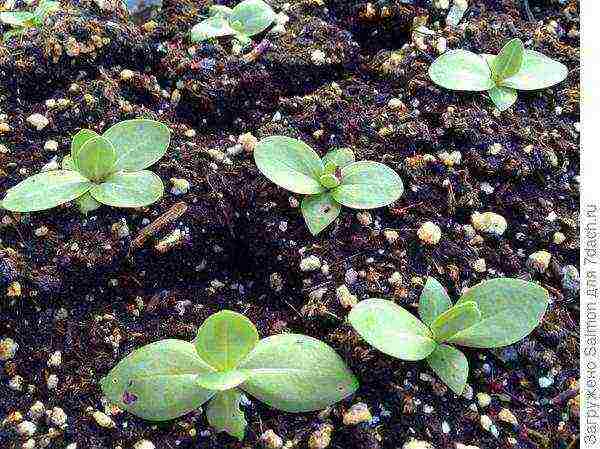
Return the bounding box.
[429,38,568,111]
[101,310,358,440]
[1,119,170,213]
[0,0,59,41]
[190,0,275,45]
[348,277,549,395]
[254,136,404,235]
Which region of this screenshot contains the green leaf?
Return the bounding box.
[75,135,117,182]
[322,148,355,168]
[491,38,524,81]
[426,344,468,395]
[429,50,495,91]
[206,390,247,441]
[446,278,549,348]
[254,136,325,195]
[102,119,171,171]
[488,86,518,111]
[348,299,437,361]
[90,171,164,208]
[190,16,236,42]
[100,340,215,421]
[501,50,568,91]
[33,0,59,20]
[75,192,102,214]
[429,301,482,343]
[319,173,341,189]
[0,11,34,27]
[418,277,452,327]
[195,310,259,371]
[1,170,93,212]
[62,155,76,171]
[331,161,403,209]
[71,129,100,171]
[230,0,276,37]
[197,370,252,391]
[239,334,359,412]
[301,192,341,236]
[208,5,233,17]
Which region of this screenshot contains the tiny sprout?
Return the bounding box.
[101,310,358,440]
[190,0,276,45]
[254,136,404,235]
[348,277,548,395]
[1,119,171,214]
[0,0,58,41]
[429,38,568,111]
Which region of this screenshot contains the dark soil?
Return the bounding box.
[0,0,580,448]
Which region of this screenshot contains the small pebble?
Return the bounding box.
[17,421,37,437]
[471,212,507,236]
[561,265,580,295]
[9,375,24,391]
[539,376,554,388]
[553,232,566,245]
[300,255,321,272]
[0,337,19,360]
[47,374,59,390]
[336,285,358,308]
[476,392,491,408]
[308,423,333,449]
[310,49,327,66]
[480,415,498,437]
[498,408,518,426]
[133,440,155,449]
[384,229,399,244]
[472,258,486,273]
[29,401,46,420]
[92,411,115,428]
[120,69,135,81]
[342,402,372,425]
[388,271,403,286]
[170,178,191,195]
[356,211,372,226]
[47,407,67,427]
[47,351,62,367]
[27,113,49,130]
[44,140,58,152]
[403,440,435,449]
[260,429,283,449]
[527,250,551,273]
[417,221,441,245]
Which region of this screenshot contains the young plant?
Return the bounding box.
[0,0,59,41]
[190,0,275,45]
[348,277,549,395]
[429,38,568,111]
[254,136,404,235]
[1,119,170,214]
[101,310,358,440]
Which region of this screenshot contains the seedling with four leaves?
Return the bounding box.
[101,310,358,440]
[0,0,59,42]
[429,38,568,111]
[254,136,404,235]
[190,0,276,45]
[1,119,170,214]
[348,277,549,394]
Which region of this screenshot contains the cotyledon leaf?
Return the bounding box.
[75,135,117,182]
[238,334,359,412]
[230,0,276,37]
[426,344,468,395]
[322,148,355,168]
[348,299,437,361]
[446,278,549,348]
[429,301,481,343]
[428,50,495,91]
[196,369,253,391]
[491,38,524,81]
[90,171,164,208]
[71,129,100,171]
[488,86,518,111]
[206,389,247,441]
[0,11,34,26]
[501,50,568,91]
[1,170,93,212]
[332,161,403,209]
[301,192,342,236]
[418,277,453,328]
[100,339,216,421]
[254,136,325,194]
[190,15,236,42]
[194,310,259,371]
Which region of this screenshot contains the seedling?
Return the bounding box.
[1,119,170,213]
[348,277,548,394]
[190,0,275,45]
[429,38,568,111]
[0,0,59,41]
[101,310,358,440]
[254,136,404,235]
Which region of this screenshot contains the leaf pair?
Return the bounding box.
[254,136,404,235]
[1,119,170,213]
[429,38,568,111]
[0,0,58,41]
[101,310,358,440]
[190,0,275,43]
[348,277,549,394]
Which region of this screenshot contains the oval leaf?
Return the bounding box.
[195,310,259,371]
[239,334,358,412]
[1,170,93,212]
[348,299,437,361]
[426,344,468,395]
[75,191,102,214]
[430,301,481,343]
[76,135,117,182]
[102,119,171,171]
[322,148,355,169]
[447,278,549,348]
[254,136,324,194]
[90,171,164,208]
[197,370,252,391]
[491,38,524,81]
[191,16,236,42]
[419,277,452,327]
[230,0,276,36]
[100,340,215,421]
[501,50,568,91]
[301,192,341,236]
[0,11,34,26]
[332,161,403,209]
[488,86,518,111]
[71,129,100,170]
[429,50,495,91]
[206,390,247,441]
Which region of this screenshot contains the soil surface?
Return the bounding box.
[0,0,580,448]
